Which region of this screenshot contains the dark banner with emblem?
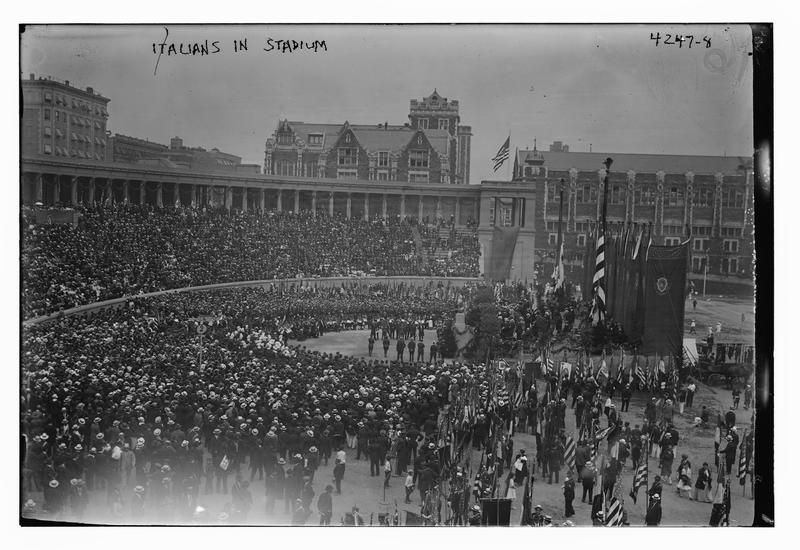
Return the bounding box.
[640,243,689,356]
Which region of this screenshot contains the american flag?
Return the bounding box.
[595,425,613,442]
[629,459,648,504]
[564,435,576,471]
[636,363,647,388]
[605,481,625,526]
[590,223,606,326]
[738,431,750,480]
[491,136,510,172]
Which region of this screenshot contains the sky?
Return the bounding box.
[20,24,754,183]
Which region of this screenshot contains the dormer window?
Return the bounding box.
[417,119,428,130]
[309,134,323,146]
[438,119,449,131]
[345,133,351,143]
[278,133,293,145]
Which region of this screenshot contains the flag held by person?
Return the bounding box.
[629,459,648,504]
[565,436,576,471]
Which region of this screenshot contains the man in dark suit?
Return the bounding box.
[317,485,333,525]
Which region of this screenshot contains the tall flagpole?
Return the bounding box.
[556,177,565,285]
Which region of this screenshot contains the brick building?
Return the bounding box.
[108,134,258,174]
[264,90,472,184]
[21,73,110,161]
[512,143,754,291]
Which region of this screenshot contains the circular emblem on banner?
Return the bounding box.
[196,324,208,335]
[656,277,670,295]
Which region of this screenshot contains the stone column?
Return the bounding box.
[435,196,442,221]
[123,180,130,204]
[294,189,300,213]
[418,195,424,221]
[346,193,352,219]
[382,194,387,219]
[242,188,248,213]
[400,194,406,219]
[225,187,233,211]
[277,190,283,212]
[35,173,43,203]
[328,192,334,217]
[191,184,198,208]
[156,182,164,207]
[137,180,144,205]
[454,197,461,226]
[311,191,318,219]
[364,194,369,220]
[260,189,266,213]
[53,177,61,205]
[86,178,95,205]
[70,177,79,206]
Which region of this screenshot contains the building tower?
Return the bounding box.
[409,90,471,184]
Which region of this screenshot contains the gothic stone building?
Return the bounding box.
[264,91,472,185]
[512,145,754,292]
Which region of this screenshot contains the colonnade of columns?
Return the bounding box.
[23,172,482,226]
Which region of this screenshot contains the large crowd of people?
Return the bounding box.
[20,284,474,523]
[22,205,481,319]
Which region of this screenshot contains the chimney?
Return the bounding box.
[170,136,183,150]
[65,80,69,86]
[385,121,388,130]
[29,73,34,80]
[87,87,93,94]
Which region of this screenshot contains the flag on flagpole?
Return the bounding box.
[636,363,647,389]
[554,241,566,289]
[492,136,510,172]
[590,221,607,326]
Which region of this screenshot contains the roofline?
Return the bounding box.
[21,78,110,103]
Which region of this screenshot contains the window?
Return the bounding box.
[694,187,714,207]
[721,188,744,208]
[377,171,389,181]
[692,257,703,272]
[577,234,586,247]
[664,237,681,246]
[408,171,429,183]
[692,225,712,237]
[417,118,428,130]
[575,222,590,234]
[44,127,52,137]
[501,208,513,227]
[438,118,449,131]
[663,225,683,236]
[43,144,52,154]
[338,147,358,166]
[44,92,52,103]
[637,186,656,206]
[305,161,317,177]
[489,206,495,225]
[610,185,625,205]
[727,258,739,274]
[275,160,295,176]
[721,227,743,238]
[723,239,739,253]
[409,150,429,169]
[337,169,358,180]
[378,151,389,168]
[308,134,323,146]
[546,181,561,202]
[548,233,558,246]
[693,238,709,251]
[524,166,540,177]
[667,186,685,207]
[43,109,51,121]
[576,185,597,204]
[576,253,584,263]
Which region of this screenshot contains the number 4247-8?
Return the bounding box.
[651,33,711,48]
